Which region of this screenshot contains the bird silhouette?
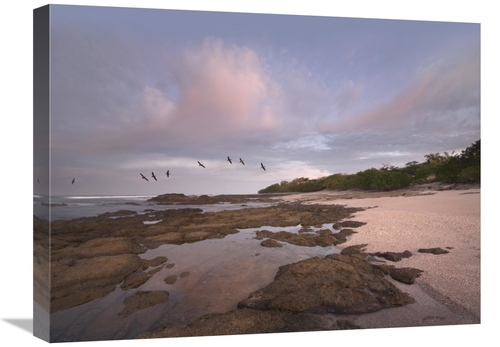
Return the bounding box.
[140,173,149,182]
[227,156,232,164]
[198,161,206,168]
[71,178,75,185]
[166,170,170,177]
[239,158,245,165]
[261,163,266,171]
[151,172,157,181]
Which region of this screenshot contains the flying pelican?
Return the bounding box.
[227,156,232,164]
[239,158,245,165]
[71,178,75,185]
[140,173,149,182]
[166,170,170,177]
[198,161,206,168]
[261,163,266,171]
[151,172,157,181]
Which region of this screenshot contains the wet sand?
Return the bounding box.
[276,187,481,323]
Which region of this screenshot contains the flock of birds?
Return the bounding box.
[138,157,266,182]
[37,157,266,185]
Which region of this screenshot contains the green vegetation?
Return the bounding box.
[258,140,480,193]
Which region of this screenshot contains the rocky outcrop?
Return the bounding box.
[371,250,412,262]
[389,267,423,284]
[260,239,284,247]
[50,254,146,312]
[418,247,450,255]
[280,313,361,332]
[139,309,291,338]
[334,220,367,229]
[164,275,177,285]
[147,193,276,205]
[238,254,414,314]
[121,270,151,289]
[255,225,360,248]
[142,252,416,338]
[46,203,365,313]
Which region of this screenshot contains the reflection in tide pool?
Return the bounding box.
[50,222,341,342]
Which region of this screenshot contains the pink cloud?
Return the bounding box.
[324,48,479,133]
[159,38,282,142]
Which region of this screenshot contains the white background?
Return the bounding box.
[1,1,497,346]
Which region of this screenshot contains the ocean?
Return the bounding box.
[33,194,272,221]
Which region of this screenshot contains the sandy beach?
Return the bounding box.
[276,186,481,324]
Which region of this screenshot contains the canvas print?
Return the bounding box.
[33,4,480,343]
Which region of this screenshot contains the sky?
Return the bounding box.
[35,4,480,196]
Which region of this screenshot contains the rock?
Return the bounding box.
[340,244,368,256]
[332,229,357,245]
[372,250,412,262]
[50,254,145,313]
[261,239,284,248]
[280,313,361,332]
[255,227,356,248]
[184,231,212,243]
[119,291,169,317]
[146,233,184,246]
[254,230,317,247]
[390,268,423,284]
[47,202,366,313]
[180,272,190,278]
[418,247,450,255]
[147,256,168,267]
[121,270,151,289]
[147,193,273,205]
[51,237,146,262]
[166,263,175,269]
[238,254,414,314]
[139,309,291,338]
[336,221,367,228]
[164,275,177,284]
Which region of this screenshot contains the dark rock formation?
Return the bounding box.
[121,270,151,289]
[139,309,291,338]
[418,247,450,255]
[147,256,168,267]
[372,250,412,262]
[334,220,367,229]
[147,193,275,205]
[164,275,177,285]
[390,268,423,284]
[340,244,368,256]
[143,252,415,338]
[280,313,361,332]
[261,239,284,247]
[238,254,414,314]
[255,226,359,248]
[333,228,357,244]
[50,254,145,312]
[46,203,365,313]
